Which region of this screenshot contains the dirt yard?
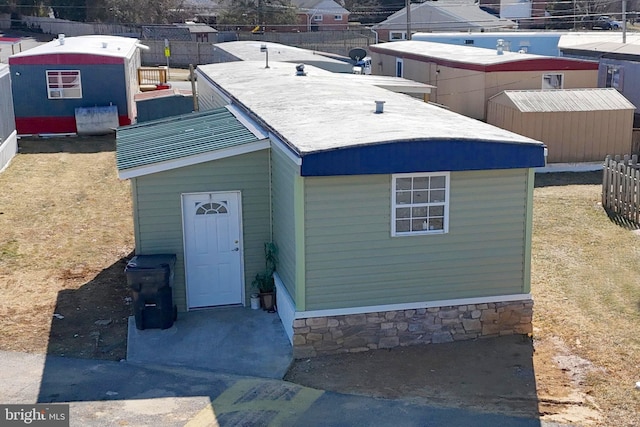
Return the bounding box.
[0,136,133,361]
[0,140,637,425]
[285,334,601,424]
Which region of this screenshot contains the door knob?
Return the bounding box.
[232,247,239,252]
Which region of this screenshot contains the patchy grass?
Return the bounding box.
[532,172,640,426]
[0,239,20,259]
[0,136,134,360]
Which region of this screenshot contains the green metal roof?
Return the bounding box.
[116,108,261,172]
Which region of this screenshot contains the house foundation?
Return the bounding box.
[292,300,533,358]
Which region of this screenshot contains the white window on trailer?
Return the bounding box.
[46,70,82,99]
[392,172,450,236]
[390,31,407,41]
[313,14,323,21]
[334,14,342,20]
[542,73,563,90]
[605,66,622,90]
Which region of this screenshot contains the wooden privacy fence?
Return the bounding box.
[602,155,640,224]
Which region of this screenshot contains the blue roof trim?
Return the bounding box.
[300,140,546,176]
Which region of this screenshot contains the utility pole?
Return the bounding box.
[406,0,411,40]
[622,0,627,44]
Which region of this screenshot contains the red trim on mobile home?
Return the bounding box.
[369,46,599,73]
[16,115,131,135]
[9,54,124,66]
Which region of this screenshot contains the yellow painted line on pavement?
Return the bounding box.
[185,379,324,427]
[184,403,219,427]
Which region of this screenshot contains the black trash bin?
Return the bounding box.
[125,254,177,330]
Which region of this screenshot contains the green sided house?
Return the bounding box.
[116,61,546,358]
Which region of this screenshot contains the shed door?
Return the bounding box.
[183,192,243,309]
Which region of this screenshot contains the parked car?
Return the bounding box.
[582,15,623,30]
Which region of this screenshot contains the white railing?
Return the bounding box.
[0,131,17,173]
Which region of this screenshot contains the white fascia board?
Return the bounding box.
[227,105,301,166]
[294,293,533,319]
[118,139,270,179]
[269,132,302,166]
[225,104,268,140]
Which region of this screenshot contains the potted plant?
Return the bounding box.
[252,242,278,312]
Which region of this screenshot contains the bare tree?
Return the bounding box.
[1,0,49,17]
[342,0,382,24]
[574,0,611,17]
[217,0,297,28]
[44,0,187,23]
[101,0,188,24]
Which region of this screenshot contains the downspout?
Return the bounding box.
[307,7,319,32]
[370,27,379,45]
[268,146,273,241]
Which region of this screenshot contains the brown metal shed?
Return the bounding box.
[487,88,635,163]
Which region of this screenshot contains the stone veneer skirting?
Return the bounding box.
[292,300,533,358]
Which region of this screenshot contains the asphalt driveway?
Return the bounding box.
[0,350,559,427]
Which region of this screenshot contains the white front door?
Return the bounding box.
[183,192,243,309]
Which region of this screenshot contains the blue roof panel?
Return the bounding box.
[300,139,546,176]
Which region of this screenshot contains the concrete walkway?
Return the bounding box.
[127,307,293,379]
[0,350,560,427]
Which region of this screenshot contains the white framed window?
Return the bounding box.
[392,172,450,236]
[542,73,563,90]
[334,14,342,20]
[195,202,228,215]
[312,14,323,21]
[47,70,82,99]
[395,57,403,78]
[605,66,622,90]
[390,31,407,41]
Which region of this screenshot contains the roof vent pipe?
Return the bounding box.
[260,44,269,69]
[496,38,504,55]
[58,34,65,45]
[102,42,108,48]
[375,100,385,114]
[296,64,306,76]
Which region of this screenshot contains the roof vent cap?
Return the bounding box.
[296,64,306,76]
[58,34,65,45]
[375,100,385,114]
